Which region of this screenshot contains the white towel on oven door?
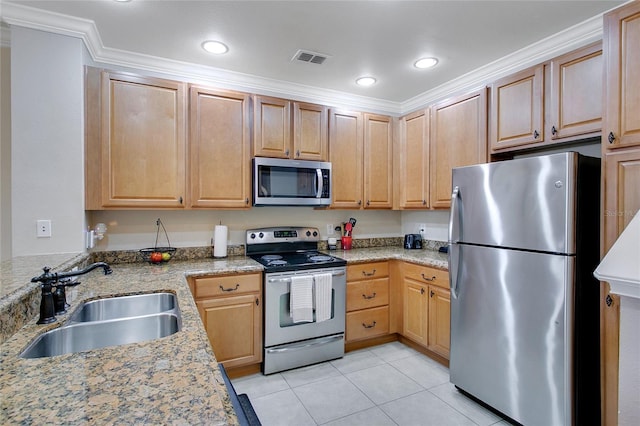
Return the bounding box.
[290,275,314,323]
[314,273,333,323]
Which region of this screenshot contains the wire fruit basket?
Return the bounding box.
[139,218,176,264]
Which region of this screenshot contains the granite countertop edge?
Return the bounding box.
[0,247,447,425]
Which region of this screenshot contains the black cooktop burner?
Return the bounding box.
[250,250,346,272]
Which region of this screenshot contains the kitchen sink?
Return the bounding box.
[69,292,177,322]
[20,313,181,359]
[19,292,182,359]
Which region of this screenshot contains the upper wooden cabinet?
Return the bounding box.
[603,2,640,150]
[363,114,393,209]
[490,44,604,153]
[253,95,328,160]
[549,43,603,141]
[430,89,487,208]
[329,110,393,209]
[490,65,544,151]
[399,109,430,209]
[329,109,363,208]
[85,68,187,209]
[189,86,251,208]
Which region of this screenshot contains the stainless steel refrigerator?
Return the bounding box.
[448,152,600,426]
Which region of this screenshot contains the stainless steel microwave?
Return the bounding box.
[253,157,332,206]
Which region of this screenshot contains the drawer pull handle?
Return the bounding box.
[220,284,240,292]
[362,269,377,277]
[362,292,377,300]
[362,321,377,329]
[421,274,436,281]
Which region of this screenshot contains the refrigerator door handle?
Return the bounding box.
[449,186,460,299]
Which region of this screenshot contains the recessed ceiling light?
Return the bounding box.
[113,0,132,3]
[202,40,229,54]
[414,57,439,69]
[356,76,376,87]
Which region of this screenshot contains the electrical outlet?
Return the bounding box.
[418,223,426,234]
[37,220,52,238]
[326,224,334,235]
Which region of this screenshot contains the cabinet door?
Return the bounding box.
[603,149,640,252]
[603,2,640,149]
[427,286,451,359]
[400,109,430,209]
[196,293,262,368]
[363,114,393,209]
[490,65,544,151]
[431,89,487,208]
[329,109,363,208]
[97,70,186,208]
[189,86,251,208]
[293,102,328,161]
[402,279,428,346]
[254,95,292,158]
[549,43,602,141]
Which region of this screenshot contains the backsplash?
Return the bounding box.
[90,237,448,264]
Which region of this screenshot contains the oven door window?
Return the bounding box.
[258,165,318,198]
[279,292,335,327]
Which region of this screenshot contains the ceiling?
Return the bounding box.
[2,0,624,109]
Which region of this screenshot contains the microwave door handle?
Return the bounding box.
[315,169,323,198]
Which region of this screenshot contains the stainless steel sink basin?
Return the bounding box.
[19,292,182,359]
[69,292,177,322]
[20,313,181,359]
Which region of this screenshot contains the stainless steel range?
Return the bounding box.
[246,227,347,374]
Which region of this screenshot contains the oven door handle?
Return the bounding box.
[265,335,343,353]
[267,270,345,283]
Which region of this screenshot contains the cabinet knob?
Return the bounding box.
[608,132,615,144]
[179,196,183,204]
[606,294,613,307]
[296,150,300,158]
[245,198,249,205]
[551,126,557,136]
[430,290,435,297]
[358,200,362,206]
[422,199,427,205]
[420,287,425,295]
[285,149,290,157]
[366,200,370,206]
[533,130,540,139]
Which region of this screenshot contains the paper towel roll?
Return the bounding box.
[213,225,228,258]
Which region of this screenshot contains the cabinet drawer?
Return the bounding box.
[403,263,449,289]
[347,278,389,312]
[347,262,389,281]
[346,306,389,342]
[192,273,261,299]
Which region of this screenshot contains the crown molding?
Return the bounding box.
[400,12,605,114]
[2,2,606,116]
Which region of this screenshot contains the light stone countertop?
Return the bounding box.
[0,246,448,425]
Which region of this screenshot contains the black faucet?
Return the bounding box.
[31,262,113,324]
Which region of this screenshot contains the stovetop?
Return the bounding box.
[250,250,346,273]
[246,226,346,272]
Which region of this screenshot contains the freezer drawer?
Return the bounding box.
[449,244,574,426]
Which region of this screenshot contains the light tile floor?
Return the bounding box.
[231,341,514,425]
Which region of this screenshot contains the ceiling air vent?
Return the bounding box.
[292,49,329,65]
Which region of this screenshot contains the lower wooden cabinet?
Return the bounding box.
[346,262,391,342]
[401,262,450,359]
[189,273,262,369]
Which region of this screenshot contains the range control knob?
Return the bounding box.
[258,232,264,238]
[250,233,256,239]
[313,231,318,237]
[306,230,311,237]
